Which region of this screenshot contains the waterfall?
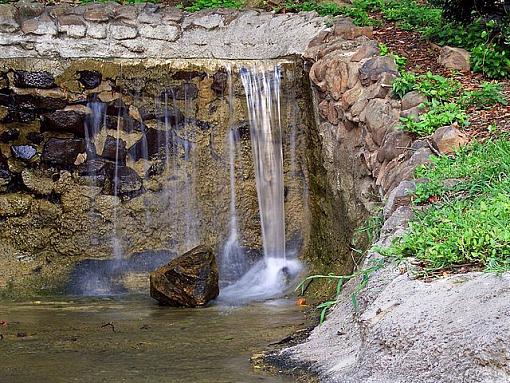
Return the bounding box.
[219,63,301,303]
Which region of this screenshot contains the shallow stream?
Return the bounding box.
[0,296,306,383]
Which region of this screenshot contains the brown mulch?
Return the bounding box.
[373,21,510,141]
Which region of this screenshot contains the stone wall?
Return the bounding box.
[0,57,313,294]
[0,3,325,59]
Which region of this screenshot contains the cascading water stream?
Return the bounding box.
[220,65,246,283]
[219,63,301,303]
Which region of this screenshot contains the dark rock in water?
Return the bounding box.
[11,145,37,160]
[211,70,228,95]
[128,128,174,160]
[235,121,250,140]
[41,110,86,136]
[41,138,85,167]
[155,106,184,127]
[150,245,219,307]
[76,158,113,187]
[105,98,128,117]
[27,131,44,145]
[102,135,127,165]
[78,70,102,89]
[103,114,145,133]
[112,165,142,195]
[13,70,55,89]
[0,128,20,142]
[76,158,110,177]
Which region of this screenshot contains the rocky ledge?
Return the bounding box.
[271,17,510,383]
[0,3,326,59]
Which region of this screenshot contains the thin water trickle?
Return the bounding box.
[220,65,246,282]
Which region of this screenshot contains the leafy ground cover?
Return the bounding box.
[385,138,510,275]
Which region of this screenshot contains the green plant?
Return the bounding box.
[461,82,508,109]
[415,72,461,102]
[296,258,385,323]
[283,0,380,26]
[384,137,510,273]
[378,43,390,56]
[471,44,510,79]
[400,100,468,136]
[392,72,417,98]
[185,0,243,12]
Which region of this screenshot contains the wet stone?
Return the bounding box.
[11,145,37,161]
[14,71,56,89]
[13,93,68,112]
[2,108,36,123]
[41,110,86,136]
[0,128,20,143]
[101,135,127,165]
[76,158,110,177]
[41,138,86,167]
[113,165,142,195]
[163,83,199,100]
[211,70,228,95]
[78,70,102,90]
[150,245,219,307]
[128,128,174,160]
[155,106,185,127]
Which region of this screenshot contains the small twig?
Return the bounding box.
[426,138,441,156]
[101,322,116,332]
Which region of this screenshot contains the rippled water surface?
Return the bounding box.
[0,296,306,383]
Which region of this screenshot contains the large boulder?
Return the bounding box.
[438,46,470,72]
[150,245,219,307]
[432,125,469,154]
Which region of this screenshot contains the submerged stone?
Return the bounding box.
[150,245,219,307]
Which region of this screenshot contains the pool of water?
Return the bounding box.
[0,296,306,383]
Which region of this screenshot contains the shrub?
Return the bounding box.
[471,44,510,79]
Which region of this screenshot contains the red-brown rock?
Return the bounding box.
[150,245,219,307]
